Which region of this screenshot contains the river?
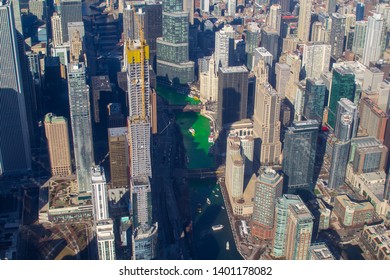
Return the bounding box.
[157,86,242,260]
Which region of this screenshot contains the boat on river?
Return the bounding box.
[206,198,211,205]
[212,224,224,231]
[226,241,230,250]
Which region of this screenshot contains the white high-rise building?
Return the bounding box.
[362,13,384,66]
[268,4,281,33]
[228,0,236,16]
[96,219,116,260]
[352,21,367,57]
[91,166,109,221]
[302,43,331,79]
[297,0,312,42]
[215,25,235,73]
[199,55,219,101]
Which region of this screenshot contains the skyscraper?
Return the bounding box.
[214,25,235,73]
[272,194,302,259]
[156,0,194,84]
[282,120,319,193]
[199,55,219,101]
[275,63,290,99]
[327,66,355,128]
[227,0,236,16]
[356,2,365,21]
[217,66,249,129]
[285,202,314,260]
[330,13,346,59]
[51,12,63,47]
[0,0,31,175]
[108,127,128,188]
[123,3,144,41]
[268,4,281,33]
[91,166,109,221]
[352,21,367,57]
[144,1,162,71]
[304,78,326,123]
[362,13,384,67]
[67,62,94,193]
[245,23,261,70]
[297,0,312,42]
[252,77,282,166]
[260,28,280,62]
[44,113,72,177]
[327,0,336,14]
[96,219,116,260]
[302,43,330,79]
[60,0,82,42]
[328,99,357,189]
[251,168,283,240]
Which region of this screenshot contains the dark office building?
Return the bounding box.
[282,120,319,193]
[217,66,249,129]
[304,78,326,123]
[356,2,365,21]
[145,1,162,71]
[330,13,346,60]
[260,27,280,62]
[60,0,82,42]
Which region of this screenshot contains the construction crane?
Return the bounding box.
[130,3,147,121]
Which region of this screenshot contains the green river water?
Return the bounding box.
[157,85,241,260]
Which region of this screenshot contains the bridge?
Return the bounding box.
[164,104,204,112]
[174,166,225,179]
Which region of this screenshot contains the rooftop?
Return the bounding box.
[309,243,335,260]
[335,195,374,211]
[220,65,248,73]
[108,127,127,137]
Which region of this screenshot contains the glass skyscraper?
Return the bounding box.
[67,62,94,193]
[304,78,326,123]
[328,99,358,189]
[282,120,319,193]
[0,0,31,175]
[328,66,355,128]
[156,0,194,84]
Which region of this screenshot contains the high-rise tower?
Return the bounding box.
[362,13,384,67]
[330,13,346,59]
[297,0,312,42]
[156,0,194,84]
[0,0,31,175]
[44,113,72,177]
[59,0,82,43]
[67,62,94,193]
[282,120,319,193]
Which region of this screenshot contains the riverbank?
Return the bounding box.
[156,86,241,260]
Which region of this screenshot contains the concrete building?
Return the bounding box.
[123,3,144,41]
[285,202,314,260]
[362,13,384,67]
[251,168,283,240]
[51,12,63,47]
[199,55,219,102]
[59,0,82,42]
[108,127,128,189]
[362,67,384,91]
[268,4,281,33]
[330,13,346,59]
[359,98,388,143]
[352,21,367,58]
[282,120,319,193]
[252,47,273,74]
[214,25,235,73]
[131,176,152,228]
[0,0,32,176]
[29,0,47,21]
[302,43,330,79]
[272,194,302,259]
[67,62,94,193]
[333,195,375,227]
[96,219,116,260]
[132,223,158,259]
[44,113,72,177]
[308,243,335,260]
[252,78,282,166]
[227,0,236,16]
[217,66,249,129]
[348,136,388,175]
[275,63,290,99]
[91,166,109,221]
[361,223,390,260]
[68,21,84,63]
[297,0,312,42]
[260,27,279,62]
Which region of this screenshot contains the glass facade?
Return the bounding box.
[282,120,319,192]
[156,0,194,84]
[328,67,355,128]
[304,78,326,123]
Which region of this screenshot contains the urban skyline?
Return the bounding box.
[0,0,390,262]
